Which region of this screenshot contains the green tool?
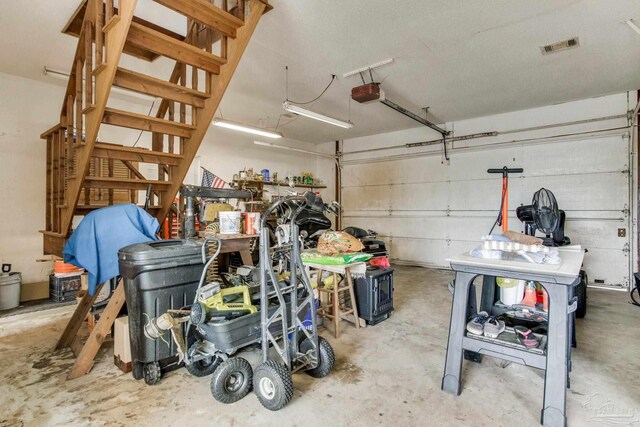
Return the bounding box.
[191,282,257,324]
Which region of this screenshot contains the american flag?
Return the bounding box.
[201,167,227,189]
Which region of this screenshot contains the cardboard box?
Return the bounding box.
[114,316,132,364]
[20,281,49,302]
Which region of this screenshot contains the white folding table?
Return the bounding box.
[441,248,584,427]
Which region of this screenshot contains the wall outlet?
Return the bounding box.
[618,228,626,237]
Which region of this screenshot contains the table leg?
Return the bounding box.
[442,271,476,395]
[346,270,360,328]
[464,280,483,364]
[479,275,497,314]
[333,272,340,338]
[239,250,253,266]
[541,282,570,427]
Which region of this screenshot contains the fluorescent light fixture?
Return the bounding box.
[253,140,337,159]
[343,58,394,78]
[212,118,282,139]
[282,101,353,129]
[626,19,640,35]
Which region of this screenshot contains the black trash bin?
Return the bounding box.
[118,239,205,384]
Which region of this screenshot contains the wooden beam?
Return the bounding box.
[42,231,66,257]
[67,281,126,380]
[113,67,209,108]
[102,107,196,138]
[156,0,268,223]
[41,123,63,139]
[256,0,274,14]
[121,160,146,180]
[127,22,225,74]
[55,283,104,350]
[58,0,138,238]
[88,142,184,165]
[153,0,244,38]
[83,176,173,190]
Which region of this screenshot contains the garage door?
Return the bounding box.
[341,131,632,289]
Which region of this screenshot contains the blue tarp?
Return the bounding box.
[63,204,159,295]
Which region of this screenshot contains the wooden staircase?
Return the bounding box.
[41,0,271,256]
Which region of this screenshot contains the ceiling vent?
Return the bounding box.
[540,37,580,55]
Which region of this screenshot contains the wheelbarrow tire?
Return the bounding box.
[301,336,335,378]
[184,342,222,377]
[253,360,293,411]
[210,357,253,404]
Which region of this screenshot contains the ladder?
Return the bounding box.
[41,0,272,256]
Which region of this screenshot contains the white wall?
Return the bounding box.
[336,93,638,289]
[0,71,334,284]
[0,73,63,283]
[195,128,333,205]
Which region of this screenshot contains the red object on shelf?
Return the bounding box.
[54,261,82,274]
[521,284,537,306]
[369,257,391,268]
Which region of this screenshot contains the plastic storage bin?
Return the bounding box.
[49,274,82,302]
[0,271,21,311]
[353,266,394,325]
[118,239,205,382]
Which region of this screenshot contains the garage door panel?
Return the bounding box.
[390,217,448,240]
[380,157,448,184]
[391,238,448,266]
[521,173,628,211]
[448,179,526,211]
[447,148,525,181]
[582,248,628,287]
[390,182,449,211]
[345,216,449,240]
[519,136,627,175]
[342,216,391,236]
[341,126,631,288]
[564,221,628,250]
[447,216,503,241]
[342,186,390,211]
[448,241,478,263]
[341,163,394,187]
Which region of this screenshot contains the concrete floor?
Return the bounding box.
[1,266,639,427]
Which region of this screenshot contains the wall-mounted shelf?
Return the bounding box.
[232,179,326,189]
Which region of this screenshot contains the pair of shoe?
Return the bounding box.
[466,311,505,339]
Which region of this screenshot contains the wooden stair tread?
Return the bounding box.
[102,107,196,138]
[74,204,161,214]
[87,142,184,166]
[40,231,68,237]
[62,0,186,62]
[127,22,226,74]
[83,176,173,191]
[153,0,244,38]
[114,68,209,108]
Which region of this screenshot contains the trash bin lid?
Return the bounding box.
[118,239,203,264]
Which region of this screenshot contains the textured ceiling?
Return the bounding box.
[1,0,640,143]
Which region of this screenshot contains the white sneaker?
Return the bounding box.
[466,311,489,336]
[483,316,506,339]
